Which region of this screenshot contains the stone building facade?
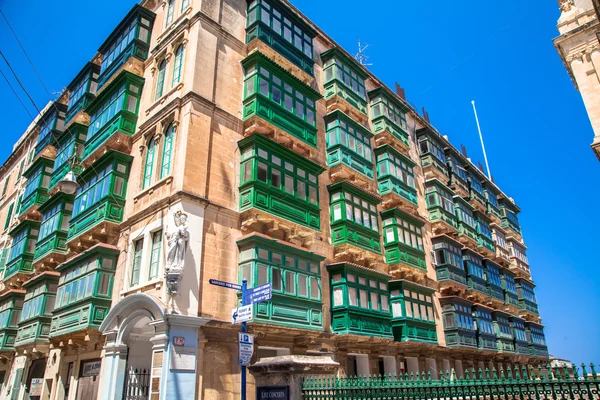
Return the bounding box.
[554,0,600,159]
[0,0,548,399]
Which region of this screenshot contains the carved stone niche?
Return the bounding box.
[164,209,189,295]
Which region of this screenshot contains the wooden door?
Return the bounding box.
[75,359,102,400]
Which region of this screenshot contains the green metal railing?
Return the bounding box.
[303,364,600,400]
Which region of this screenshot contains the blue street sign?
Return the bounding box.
[243,282,272,305]
[209,279,242,291]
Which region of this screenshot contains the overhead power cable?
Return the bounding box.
[0,50,42,116]
[0,67,34,120]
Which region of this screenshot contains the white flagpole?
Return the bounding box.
[471,100,492,180]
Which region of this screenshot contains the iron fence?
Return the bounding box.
[123,367,151,400]
[303,364,600,400]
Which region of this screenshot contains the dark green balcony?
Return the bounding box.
[328,263,392,338]
[467,169,487,212]
[96,5,155,89]
[82,71,143,163]
[473,305,497,351]
[389,280,437,344]
[328,182,381,254]
[65,62,100,124]
[33,193,74,266]
[446,152,469,198]
[321,48,368,115]
[246,0,315,76]
[368,87,410,149]
[499,198,521,236]
[476,212,495,256]
[49,123,87,192]
[67,150,132,242]
[515,340,529,355]
[526,322,548,358]
[375,145,418,207]
[516,278,538,315]
[432,235,466,287]
[381,208,426,271]
[485,185,502,221]
[15,272,59,346]
[237,234,324,331]
[493,312,515,354]
[454,196,478,244]
[4,220,40,282]
[0,290,25,351]
[511,317,529,355]
[501,269,519,307]
[239,134,323,230]
[50,244,117,338]
[483,260,504,302]
[19,156,54,218]
[519,299,539,314]
[463,249,487,295]
[440,297,477,349]
[242,52,320,147]
[417,128,449,182]
[33,103,67,157]
[325,110,374,179]
[425,179,458,233]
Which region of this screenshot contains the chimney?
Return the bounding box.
[491,175,495,183]
[460,144,468,158]
[394,82,406,100]
[422,107,430,123]
[478,162,485,173]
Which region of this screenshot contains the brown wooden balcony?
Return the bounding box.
[329,164,378,195]
[247,39,314,86]
[325,95,368,126]
[333,243,386,275]
[373,129,410,158]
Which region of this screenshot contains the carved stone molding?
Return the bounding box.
[559,0,575,13]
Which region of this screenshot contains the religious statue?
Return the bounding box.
[164,209,189,294]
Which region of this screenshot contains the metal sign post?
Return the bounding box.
[241,278,248,400]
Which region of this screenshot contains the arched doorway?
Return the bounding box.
[98,294,167,400]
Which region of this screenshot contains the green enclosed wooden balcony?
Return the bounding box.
[466,169,487,214]
[516,277,538,315]
[473,305,497,351]
[499,198,522,238]
[50,244,117,338]
[237,234,325,331]
[511,317,529,355]
[431,235,467,290]
[241,52,320,150]
[440,297,477,349]
[15,272,59,346]
[245,0,315,77]
[375,145,418,212]
[381,208,426,274]
[67,150,132,246]
[453,196,478,248]
[33,103,67,157]
[424,179,458,236]
[493,311,515,354]
[446,151,469,199]
[82,71,143,165]
[328,182,381,255]
[48,123,87,193]
[321,48,369,123]
[501,269,520,308]
[33,193,74,269]
[485,185,502,224]
[463,249,487,297]
[238,134,323,232]
[368,87,410,154]
[19,156,54,219]
[328,263,392,338]
[475,212,495,258]
[325,110,375,188]
[96,5,155,89]
[65,62,100,124]
[417,128,449,183]
[389,280,438,344]
[526,322,548,358]
[483,260,504,303]
[4,220,40,283]
[0,290,25,351]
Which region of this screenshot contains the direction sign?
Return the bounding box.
[238,332,254,366]
[232,304,253,324]
[244,283,272,305]
[209,279,242,291]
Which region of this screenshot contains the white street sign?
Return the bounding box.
[232,304,253,324]
[238,332,254,366]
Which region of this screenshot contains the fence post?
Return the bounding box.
[248,355,339,400]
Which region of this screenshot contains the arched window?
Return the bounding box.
[155,60,166,100]
[143,138,157,189]
[171,45,184,87]
[166,0,175,26]
[161,124,175,178]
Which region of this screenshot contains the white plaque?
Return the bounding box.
[170,346,197,371]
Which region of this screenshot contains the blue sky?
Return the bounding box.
[1,0,598,366]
